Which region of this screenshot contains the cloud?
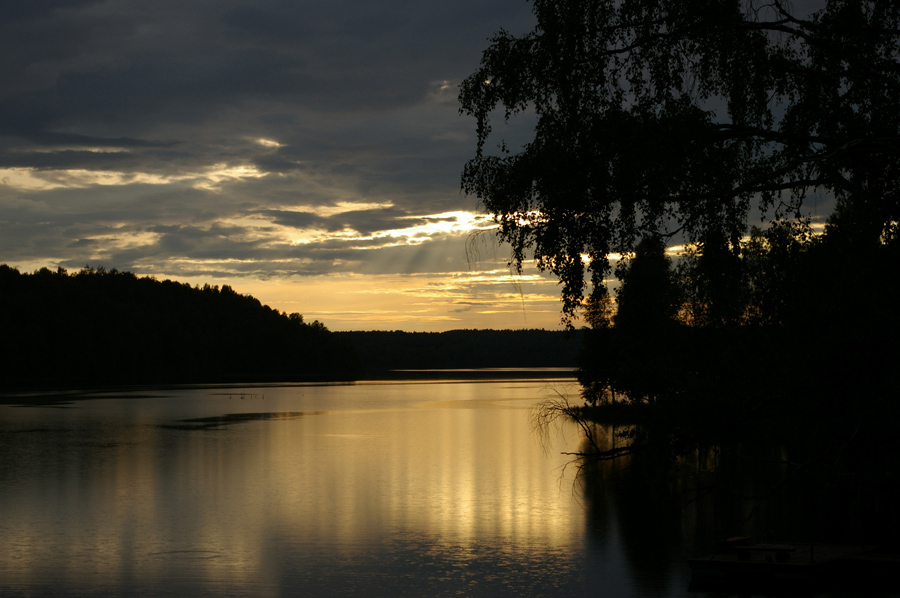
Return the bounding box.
[0,0,552,329]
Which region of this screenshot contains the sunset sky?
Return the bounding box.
[0,1,836,332]
[0,0,575,331]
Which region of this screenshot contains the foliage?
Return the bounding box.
[578,237,684,403]
[460,0,900,323]
[466,1,900,534]
[0,265,360,389]
[613,237,680,333]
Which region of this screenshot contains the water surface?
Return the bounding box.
[1,379,722,596]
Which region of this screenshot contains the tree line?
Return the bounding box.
[578,215,897,425]
[336,329,581,372]
[0,265,360,389]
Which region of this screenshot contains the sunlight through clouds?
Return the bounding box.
[284,210,497,248]
[278,271,562,330]
[0,0,545,330]
[369,211,496,245]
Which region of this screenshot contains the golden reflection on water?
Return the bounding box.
[0,380,592,596]
[259,387,584,549]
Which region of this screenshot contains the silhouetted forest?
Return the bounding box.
[576,211,899,445]
[336,329,580,373]
[465,0,900,548]
[466,0,900,451]
[0,265,582,390]
[0,265,360,389]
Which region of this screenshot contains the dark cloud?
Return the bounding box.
[0,149,147,170]
[0,0,101,22]
[0,0,534,136]
[261,209,330,231]
[0,0,536,288]
[333,207,417,235]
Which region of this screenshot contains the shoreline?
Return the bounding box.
[0,368,579,406]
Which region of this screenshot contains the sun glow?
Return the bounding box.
[285,210,498,248]
[147,269,568,332]
[352,211,496,246]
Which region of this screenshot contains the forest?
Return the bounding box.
[0,265,360,389]
[0,264,583,390]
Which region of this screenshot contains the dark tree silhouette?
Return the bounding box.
[460,0,900,323]
[470,6,900,538]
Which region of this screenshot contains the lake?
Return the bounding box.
[0,376,881,597]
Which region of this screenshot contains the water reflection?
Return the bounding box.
[569,416,900,597]
[12,380,898,597]
[3,380,626,597]
[13,380,879,596]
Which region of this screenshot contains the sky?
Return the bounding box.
[0,0,571,331]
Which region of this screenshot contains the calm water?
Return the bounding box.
[0,377,832,597]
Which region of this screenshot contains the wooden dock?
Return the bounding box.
[688,542,900,593]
